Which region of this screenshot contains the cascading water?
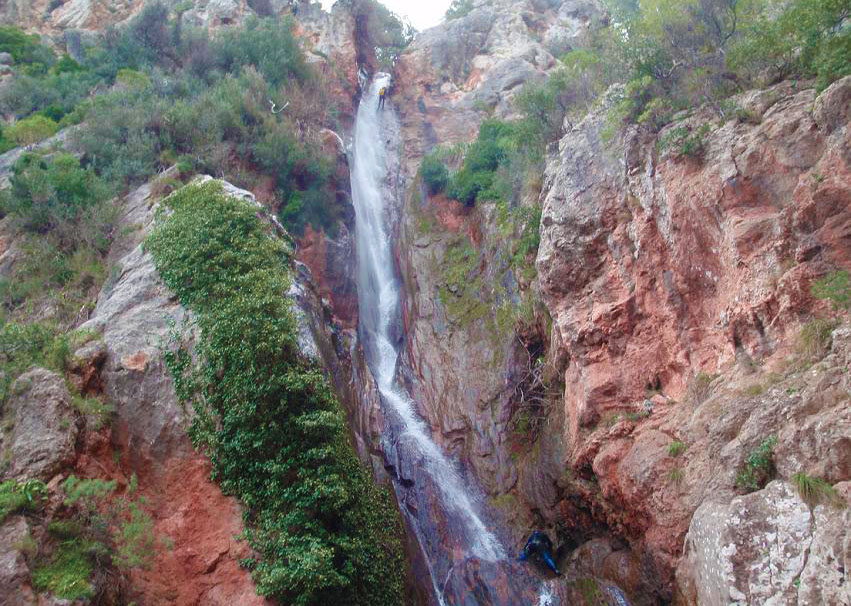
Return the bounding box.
[351,74,504,602]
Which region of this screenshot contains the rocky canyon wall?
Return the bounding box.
[389,0,850,603]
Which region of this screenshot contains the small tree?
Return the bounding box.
[421,153,449,195]
[6,115,58,147]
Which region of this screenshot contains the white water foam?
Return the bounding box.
[350,73,505,563]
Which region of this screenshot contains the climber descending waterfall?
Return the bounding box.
[351,73,505,597]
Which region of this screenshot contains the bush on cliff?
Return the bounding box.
[0,5,339,236]
[146,182,405,606]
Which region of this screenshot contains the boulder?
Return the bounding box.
[0,52,12,65]
[2,368,79,481]
[677,480,849,605]
[813,75,851,134]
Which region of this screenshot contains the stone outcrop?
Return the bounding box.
[538,77,851,437]
[530,76,851,600]
[678,481,850,606]
[0,516,35,606]
[394,0,600,179]
[1,368,79,481]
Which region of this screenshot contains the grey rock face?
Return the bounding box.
[79,177,191,468]
[2,368,79,481]
[0,516,35,606]
[679,481,849,606]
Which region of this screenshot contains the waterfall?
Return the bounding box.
[351,74,505,600]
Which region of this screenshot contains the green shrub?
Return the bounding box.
[659,123,711,158]
[114,500,156,569]
[0,479,48,522]
[792,472,845,508]
[735,435,777,492]
[812,270,850,310]
[146,182,405,606]
[212,16,308,86]
[445,0,474,20]
[796,317,839,361]
[447,119,516,206]
[32,540,98,599]
[0,322,70,402]
[4,152,111,233]
[0,26,54,67]
[420,152,449,195]
[667,441,687,457]
[62,476,116,512]
[5,114,58,146]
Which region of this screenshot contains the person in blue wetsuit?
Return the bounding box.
[518,530,559,575]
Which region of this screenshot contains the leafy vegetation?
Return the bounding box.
[0,5,349,237]
[146,182,404,606]
[32,474,158,600]
[445,0,475,21]
[32,539,98,599]
[446,120,516,206]
[791,472,845,508]
[796,317,839,361]
[812,270,851,310]
[0,478,48,522]
[0,322,70,403]
[735,435,777,492]
[667,441,687,457]
[0,151,114,324]
[658,124,712,157]
[420,151,449,195]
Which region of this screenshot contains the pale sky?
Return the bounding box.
[319,0,454,31]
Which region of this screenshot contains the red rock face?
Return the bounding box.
[129,456,268,606]
[537,77,851,597]
[539,80,851,439]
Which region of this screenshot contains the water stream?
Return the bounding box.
[351,74,504,603]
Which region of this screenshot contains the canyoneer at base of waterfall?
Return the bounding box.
[378,85,387,110]
[518,530,560,575]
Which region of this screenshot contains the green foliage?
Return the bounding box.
[5,114,58,146]
[667,441,687,457]
[0,479,48,522]
[114,500,156,569]
[668,467,685,484]
[0,322,70,403]
[791,472,845,508]
[115,68,151,89]
[0,26,54,67]
[796,317,839,361]
[729,0,851,89]
[658,123,712,157]
[32,540,98,599]
[445,0,474,20]
[420,151,449,195]
[71,394,113,429]
[0,152,113,322]
[447,119,516,206]
[212,16,308,86]
[735,435,777,492]
[146,182,405,606]
[812,270,851,310]
[354,1,415,69]
[3,152,111,233]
